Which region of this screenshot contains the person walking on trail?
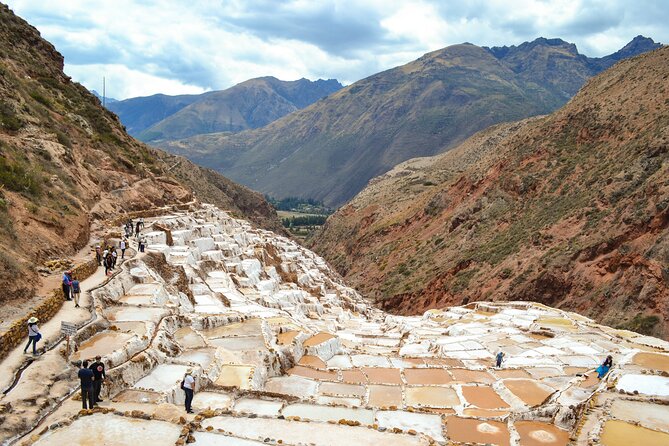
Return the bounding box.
[104,251,114,276]
[90,355,106,403]
[139,237,146,253]
[135,221,141,238]
[62,271,72,301]
[71,275,81,308]
[95,245,102,266]
[78,360,95,409]
[181,369,195,413]
[120,238,127,259]
[111,248,118,268]
[596,355,613,379]
[23,317,41,355]
[496,351,505,368]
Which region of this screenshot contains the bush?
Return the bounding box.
[0,100,23,132]
[0,156,42,196]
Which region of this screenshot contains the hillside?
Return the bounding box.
[311,46,669,338]
[0,4,281,324]
[160,37,661,207]
[118,77,342,142]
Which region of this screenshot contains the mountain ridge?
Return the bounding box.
[159,36,661,207]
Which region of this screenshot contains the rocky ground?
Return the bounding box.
[1,205,668,446]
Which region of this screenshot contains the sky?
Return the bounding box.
[5,0,668,100]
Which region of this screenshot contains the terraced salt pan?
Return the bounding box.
[503,379,555,407]
[376,410,445,442]
[609,399,669,433]
[201,416,429,446]
[615,374,669,396]
[192,431,266,445]
[599,419,669,446]
[446,416,510,446]
[264,375,319,398]
[70,331,135,362]
[405,386,460,408]
[515,421,570,446]
[33,414,182,445]
[192,391,233,410]
[177,349,216,369]
[174,326,207,348]
[134,364,190,392]
[210,336,267,351]
[215,365,255,389]
[234,398,283,416]
[368,385,403,408]
[632,352,669,372]
[282,403,375,424]
[105,306,168,322]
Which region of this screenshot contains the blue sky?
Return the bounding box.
[6,0,668,99]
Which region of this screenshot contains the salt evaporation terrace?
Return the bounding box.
[10,205,669,445]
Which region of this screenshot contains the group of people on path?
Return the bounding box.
[62,270,82,307]
[77,356,107,409]
[495,350,615,380]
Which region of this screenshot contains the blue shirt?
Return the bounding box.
[78,367,94,388]
[72,280,80,293]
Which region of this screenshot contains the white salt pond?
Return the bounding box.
[33,414,182,445]
[615,374,669,396]
[233,398,284,416]
[201,415,429,446]
[281,403,375,424]
[133,364,190,392]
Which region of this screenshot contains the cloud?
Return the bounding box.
[5,0,668,99]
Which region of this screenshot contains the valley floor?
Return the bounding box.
[1,205,668,446]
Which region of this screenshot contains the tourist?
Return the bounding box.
[102,247,109,265]
[62,270,72,301]
[89,355,106,403]
[135,220,141,238]
[139,237,146,253]
[495,351,505,368]
[120,238,127,259]
[95,245,102,266]
[78,360,95,409]
[182,369,195,414]
[104,250,114,276]
[23,317,41,355]
[71,275,81,308]
[596,355,613,379]
[111,248,118,268]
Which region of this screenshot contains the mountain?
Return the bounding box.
[0,4,281,323]
[311,46,669,338]
[106,92,210,135]
[90,89,118,104]
[136,77,342,142]
[159,37,661,207]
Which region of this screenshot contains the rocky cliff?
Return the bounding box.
[312,46,669,339]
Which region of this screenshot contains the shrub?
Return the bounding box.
[0,156,42,196]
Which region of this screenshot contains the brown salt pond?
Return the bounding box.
[563,367,589,375]
[495,369,533,379]
[405,386,460,408]
[303,332,335,347]
[288,365,338,381]
[632,352,669,372]
[298,355,327,368]
[446,416,510,446]
[463,408,509,418]
[362,367,403,384]
[277,330,300,345]
[578,373,600,388]
[404,368,453,385]
[461,386,510,409]
[503,379,554,407]
[367,385,403,408]
[526,367,562,379]
[609,399,669,433]
[342,369,368,384]
[599,420,669,446]
[515,421,570,446]
[112,389,162,404]
[201,319,263,338]
[423,358,463,367]
[71,331,135,362]
[450,368,495,383]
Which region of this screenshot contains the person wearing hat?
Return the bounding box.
[181,369,195,414]
[23,317,42,355]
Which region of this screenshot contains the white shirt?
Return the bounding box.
[28,324,40,336]
[183,374,195,390]
[120,241,126,249]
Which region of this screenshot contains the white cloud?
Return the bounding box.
[5,0,668,99]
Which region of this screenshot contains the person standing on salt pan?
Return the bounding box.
[596,355,613,379]
[181,369,195,414]
[495,351,505,368]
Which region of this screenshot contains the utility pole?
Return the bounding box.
[102,76,106,108]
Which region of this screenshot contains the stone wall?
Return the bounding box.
[0,258,99,360]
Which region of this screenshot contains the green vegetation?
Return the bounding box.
[0,155,42,196]
[282,214,327,227]
[617,313,661,336]
[0,100,23,132]
[267,196,333,214]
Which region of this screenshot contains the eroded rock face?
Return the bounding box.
[6,205,669,446]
